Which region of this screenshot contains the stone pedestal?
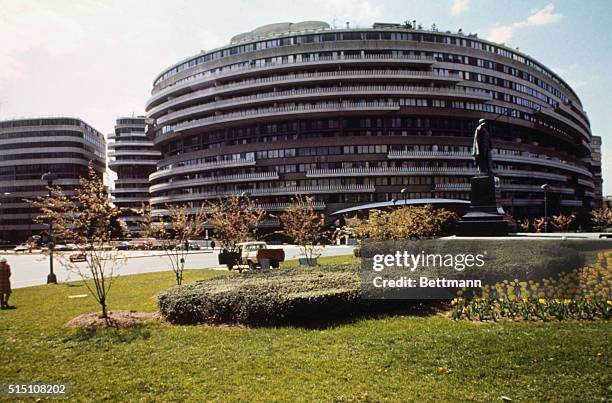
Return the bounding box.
[456,175,509,236]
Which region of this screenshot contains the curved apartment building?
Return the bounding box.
[145,21,597,223]
[0,117,106,242]
[108,116,160,232]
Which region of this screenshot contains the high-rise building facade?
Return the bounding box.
[0,117,106,242]
[108,116,160,233]
[145,21,596,224]
[591,135,603,205]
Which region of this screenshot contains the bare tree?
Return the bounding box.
[205,195,265,252]
[140,204,206,286]
[279,195,325,261]
[27,163,124,320]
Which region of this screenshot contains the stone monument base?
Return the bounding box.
[456,175,509,236]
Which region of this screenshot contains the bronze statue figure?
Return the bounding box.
[472,118,493,175]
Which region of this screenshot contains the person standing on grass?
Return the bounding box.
[0,257,12,309]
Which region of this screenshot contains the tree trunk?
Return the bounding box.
[100,297,108,319]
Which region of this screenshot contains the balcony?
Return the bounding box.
[148,67,462,113]
[157,101,401,140]
[108,160,159,166]
[111,187,150,194]
[435,183,573,195]
[151,201,325,217]
[107,132,148,140]
[388,150,592,177]
[307,166,477,177]
[112,196,151,204]
[149,172,279,193]
[108,141,155,148]
[150,184,375,205]
[155,85,491,125]
[150,54,440,100]
[108,150,161,157]
[149,158,256,181]
[388,150,472,160]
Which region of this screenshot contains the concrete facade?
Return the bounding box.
[145,22,597,223]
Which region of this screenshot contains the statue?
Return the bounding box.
[472,119,493,175]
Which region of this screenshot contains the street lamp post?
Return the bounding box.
[541,183,550,233]
[41,172,58,284]
[400,188,408,206]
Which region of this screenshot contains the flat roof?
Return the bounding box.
[330,198,470,216]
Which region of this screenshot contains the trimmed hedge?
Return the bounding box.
[158,266,362,325]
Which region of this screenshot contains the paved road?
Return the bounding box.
[1,245,355,289]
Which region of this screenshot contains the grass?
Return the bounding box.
[1,267,611,401]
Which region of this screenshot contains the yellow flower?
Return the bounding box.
[563,299,572,304]
[538,298,546,304]
[607,301,612,306]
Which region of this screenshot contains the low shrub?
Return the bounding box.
[158,266,362,325]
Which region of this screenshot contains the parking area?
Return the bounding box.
[1,245,356,289]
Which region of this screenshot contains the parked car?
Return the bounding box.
[129,240,149,250]
[116,241,132,250]
[178,240,200,251]
[69,251,87,262]
[14,243,32,253]
[218,241,284,272]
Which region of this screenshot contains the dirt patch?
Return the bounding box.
[65,310,160,329]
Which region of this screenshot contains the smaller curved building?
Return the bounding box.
[108,116,160,233]
[0,117,106,242]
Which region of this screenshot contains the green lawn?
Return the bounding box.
[1,268,611,401]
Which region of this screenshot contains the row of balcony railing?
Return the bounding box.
[150,158,256,181]
[149,67,461,110]
[150,184,375,205]
[155,85,492,125]
[151,54,440,98]
[433,183,574,194]
[150,201,326,217]
[149,172,279,193]
[305,167,575,182]
[158,101,400,138]
[387,150,592,177]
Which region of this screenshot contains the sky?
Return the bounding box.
[0,0,610,192]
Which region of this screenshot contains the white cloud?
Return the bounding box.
[450,0,470,16]
[526,4,563,26]
[485,3,563,43]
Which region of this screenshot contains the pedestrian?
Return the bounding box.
[0,257,12,309]
[210,241,216,250]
